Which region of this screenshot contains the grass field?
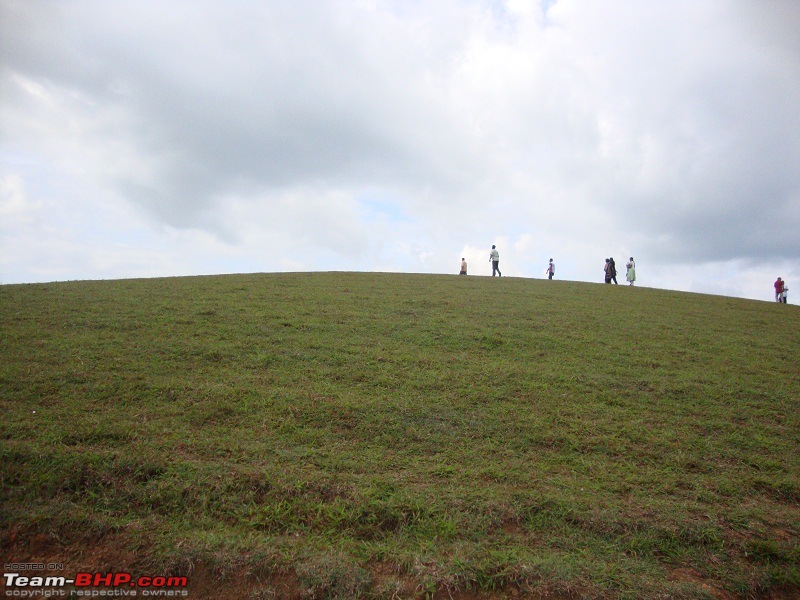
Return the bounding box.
[1,272,798,599]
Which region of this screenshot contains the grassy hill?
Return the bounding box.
[1,272,798,599]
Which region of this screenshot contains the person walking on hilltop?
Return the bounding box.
[490,245,501,277]
[609,257,619,284]
[546,259,555,280]
[626,257,636,286]
[460,258,467,275]
[604,259,612,284]
[774,277,785,303]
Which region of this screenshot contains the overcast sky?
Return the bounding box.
[1,0,798,301]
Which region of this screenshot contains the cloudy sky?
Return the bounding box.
[1,0,798,301]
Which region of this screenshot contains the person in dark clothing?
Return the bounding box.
[609,257,618,284]
[775,277,785,302]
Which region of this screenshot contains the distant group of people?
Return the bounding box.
[460,247,788,304]
[459,246,636,286]
[774,277,789,303]
[604,257,637,286]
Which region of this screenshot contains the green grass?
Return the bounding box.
[1,272,798,598]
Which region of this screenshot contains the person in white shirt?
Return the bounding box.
[546,259,555,280]
[489,245,501,277]
[626,257,636,286]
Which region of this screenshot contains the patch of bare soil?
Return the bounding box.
[666,567,735,600]
[3,527,797,599]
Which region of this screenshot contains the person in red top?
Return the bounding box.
[774,277,784,302]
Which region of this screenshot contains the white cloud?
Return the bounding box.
[0,173,38,222]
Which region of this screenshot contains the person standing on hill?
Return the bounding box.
[782,283,789,303]
[774,277,785,302]
[546,259,555,280]
[626,257,636,286]
[490,245,501,277]
[603,258,617,283]
[609,257,618,284]
[460,258,467,275]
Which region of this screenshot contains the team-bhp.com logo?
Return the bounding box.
[3,570,189,597]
